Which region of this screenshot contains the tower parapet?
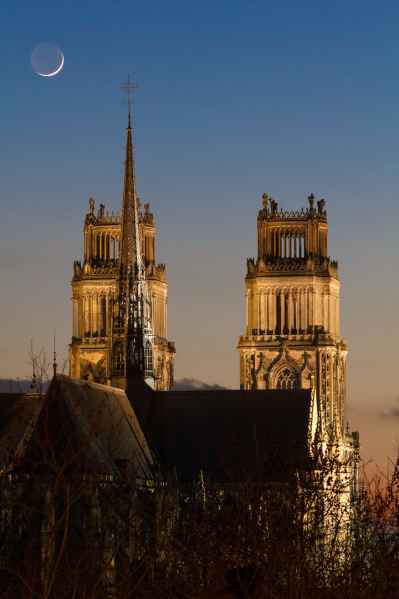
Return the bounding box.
[257,193,329,263]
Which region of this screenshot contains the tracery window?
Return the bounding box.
[144,340,153,378]
[276,367,298,390]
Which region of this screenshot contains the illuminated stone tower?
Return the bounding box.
[238,193,349,442]
[69,110,175,391]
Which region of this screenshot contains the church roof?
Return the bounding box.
[131,388,313,483]
[0,376,154,485]
[0,380,314,486]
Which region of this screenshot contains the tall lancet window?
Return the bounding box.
[276,367,298,390]
[144,340,153,378]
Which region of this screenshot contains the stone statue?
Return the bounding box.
[317,198,326,215]
[88,197,95,215]
[262,193,270,211]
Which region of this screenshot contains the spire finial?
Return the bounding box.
[121,75,138,129]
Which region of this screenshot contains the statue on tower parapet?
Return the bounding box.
[308,193,315,215]
[262,192,270,210]
[317,198,326,216]
[258,193,327,222]
[255,192,331,275]
[89,197,95,215]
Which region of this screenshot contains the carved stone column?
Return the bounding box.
[298,288,303,332]
[97,294,101,335]
[245,290,250,335]
[288,288,293,335]
[303,288,308,332]
[105,294,109,336]
[311,287,315,331]
[89,294,93,335]
[72,298,78,338]
[324,291,329,333]
[77,297,82,338]
[154,294,158,337]
[260,291,265,332]
[91,294,95,335]
[84,296,89,336]
[280,289,285,334]
[270,289,275,333]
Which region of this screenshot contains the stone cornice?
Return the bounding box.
[246,256,338,279]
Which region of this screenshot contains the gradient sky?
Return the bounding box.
[0,0,398,471]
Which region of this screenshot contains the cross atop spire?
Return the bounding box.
[120,75,139,127]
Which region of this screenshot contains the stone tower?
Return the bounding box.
[69,111,175,391]
[238,193,348,442]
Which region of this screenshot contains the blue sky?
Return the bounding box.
[0,0,398,468]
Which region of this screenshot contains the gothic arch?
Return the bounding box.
[265,341,299,390]
[270,361,299,390]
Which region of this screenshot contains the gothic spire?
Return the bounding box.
[113,90,155,389]
[120,106,140,277]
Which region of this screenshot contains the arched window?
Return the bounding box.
[144,340,153,378]
[276,367,298,390]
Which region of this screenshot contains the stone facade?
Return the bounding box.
[69,141,175,391]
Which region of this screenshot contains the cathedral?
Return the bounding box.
[69,112,175,391]
[68,105,357,479]
[0,101,360,594]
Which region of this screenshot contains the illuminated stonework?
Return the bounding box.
[238,193,359,510]
[69,176,175,390]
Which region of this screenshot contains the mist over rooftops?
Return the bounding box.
[172,378,228,391]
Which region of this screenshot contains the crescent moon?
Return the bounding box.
[37,52,64,77]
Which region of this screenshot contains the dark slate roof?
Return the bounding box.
[0,376,154,484]
[131,388,313,483]
[44,376,154,481]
